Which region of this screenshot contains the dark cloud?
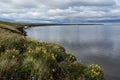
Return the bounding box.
[0,0,120,23]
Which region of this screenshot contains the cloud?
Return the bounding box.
[0,0,120,23]
[115,0,120,6]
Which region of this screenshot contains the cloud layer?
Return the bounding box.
[0,0,120,23]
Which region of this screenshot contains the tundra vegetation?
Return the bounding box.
[0,21,104,80]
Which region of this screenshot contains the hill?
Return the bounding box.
[0,21,104,80]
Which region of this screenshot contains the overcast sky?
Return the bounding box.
[0,0,120,23]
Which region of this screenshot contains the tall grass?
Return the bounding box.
[0,38,104,80]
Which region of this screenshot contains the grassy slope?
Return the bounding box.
[0,21,26,39]
[0,21,104,80]
[0,21,26,32]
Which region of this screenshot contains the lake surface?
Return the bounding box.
[25,24,120,80]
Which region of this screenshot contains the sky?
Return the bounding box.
[0,0,120,23]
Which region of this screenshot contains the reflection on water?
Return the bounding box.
[25,24,120,80]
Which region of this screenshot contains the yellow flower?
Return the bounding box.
[52,69,55,72]
[91,69,94,73]
[13,48,16,51]
[41,48,47,54]
[12,55,15,58]
[5,52,8,55]
[95,72,99,76]
[36,47,40,51]
[51,54,56,60]
[55,54,57,57]
[28,50,31,53]
[6,50,9,53]
[35,47,40,53]
[50,76,53,80]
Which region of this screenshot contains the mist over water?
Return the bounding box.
[25,24,120,80]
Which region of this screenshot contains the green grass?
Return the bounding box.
[0,21,105,80]
[0,23,20,33]
[0,38,104,80]
[0,21,26,39]
[0,21,26,33]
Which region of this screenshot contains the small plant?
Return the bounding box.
[84,64,104,80]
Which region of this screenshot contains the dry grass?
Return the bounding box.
[0,28,22,40]
[0,23,20,33]
[0,21,25,40]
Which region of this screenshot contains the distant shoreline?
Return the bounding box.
[23,23,103,36]
[26,23,104,27]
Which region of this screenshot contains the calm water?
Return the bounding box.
[25,24,120,80]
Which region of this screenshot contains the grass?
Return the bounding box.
[0,23,20,33]
[0,21,105,80]
[0,28,22,40]
[0,21,26,40]
[0,21,26,33]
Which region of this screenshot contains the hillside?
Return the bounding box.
[0,21,104,80]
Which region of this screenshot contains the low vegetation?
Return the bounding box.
[0,21,104,80]
[0,21,26,40]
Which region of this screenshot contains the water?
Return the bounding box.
[25,24,120,80]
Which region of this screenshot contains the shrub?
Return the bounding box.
[0,38,104,80]
[84,64,104,80]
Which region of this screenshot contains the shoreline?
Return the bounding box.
[26,23,104,27]
[20,23,104,36]
[17,27,27,36]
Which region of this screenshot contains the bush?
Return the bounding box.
[84,64,104,80]
[0,38,104,80]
